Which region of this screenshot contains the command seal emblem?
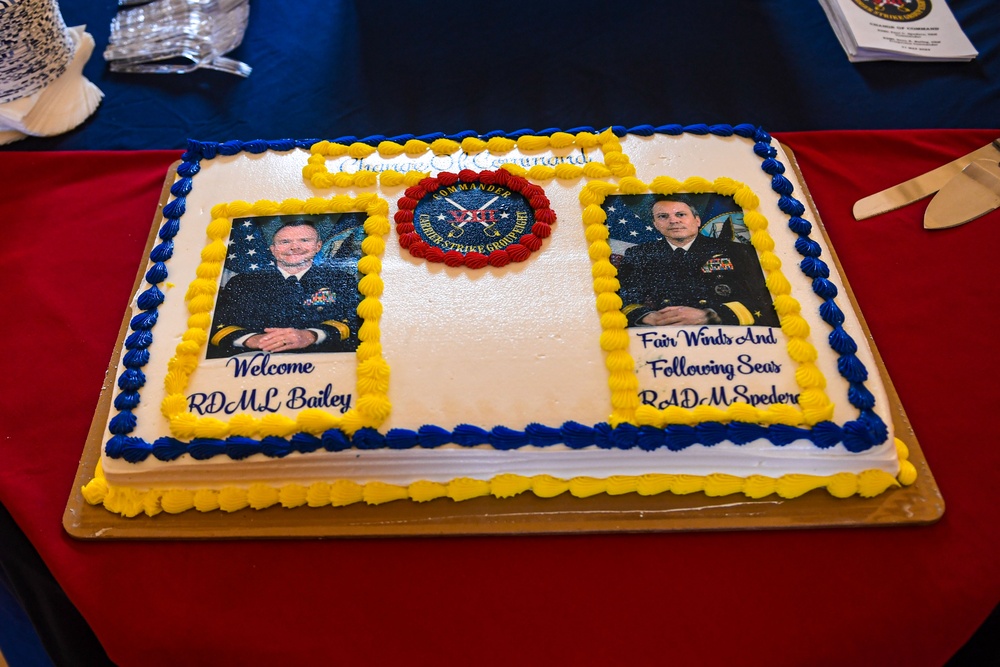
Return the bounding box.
[850,0,931,22]
[394,168,556,268]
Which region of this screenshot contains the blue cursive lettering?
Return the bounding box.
[187,387,282,415]
[638,331,678,349]
[638,388,702,409]
[735,327,778,345]
[733,384,799,407]
[736,354,782,375]
[285,385,353,413]
[227,353,315,379]
[648,356,736,382]
[639,385,798,409]
[678,326,733,347]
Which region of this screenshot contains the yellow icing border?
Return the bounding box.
[159,193,392,439]
[302,128,635,188]
[82,439,917,516]
[580,174,835,428]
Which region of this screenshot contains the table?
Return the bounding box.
[1,1,998,665]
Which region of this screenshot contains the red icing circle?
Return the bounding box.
[488,250,511,267]
[506,244,530,262]
[394,167,556,269]
[521,234,542,252]
[465,252,489,269]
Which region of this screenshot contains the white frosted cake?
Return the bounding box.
[82,124,916,516]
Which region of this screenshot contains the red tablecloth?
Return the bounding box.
[1,130,997,667]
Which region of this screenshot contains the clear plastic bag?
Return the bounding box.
[104,0,251,77]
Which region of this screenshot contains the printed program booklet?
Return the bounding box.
[819,0,977,62]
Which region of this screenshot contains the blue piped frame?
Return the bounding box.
[104,126,888,464]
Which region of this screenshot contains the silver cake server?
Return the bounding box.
[853,138,1000,220]
[924,159,1000,229]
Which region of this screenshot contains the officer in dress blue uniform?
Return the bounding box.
[618,195,778,327]
[208,220,360,357]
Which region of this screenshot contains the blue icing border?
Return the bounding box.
[112,418,869,463]
[104,125,888,461]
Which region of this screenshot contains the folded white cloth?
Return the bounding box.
[0,0,75,104]
[0,26,104,144]
[0,9,103,145]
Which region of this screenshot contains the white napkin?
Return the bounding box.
[0,25,103,145]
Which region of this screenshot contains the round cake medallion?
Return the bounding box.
[394,168,556,268]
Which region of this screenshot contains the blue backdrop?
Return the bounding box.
[7,0,999,151]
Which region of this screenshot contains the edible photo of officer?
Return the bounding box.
[205,213,365,359]
[608,193,779,328]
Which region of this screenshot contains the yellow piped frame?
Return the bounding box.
[158,193,392,440]
[580,174,836,430]
[302,128,637,189]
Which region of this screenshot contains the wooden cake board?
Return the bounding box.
[63,151,944,539]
